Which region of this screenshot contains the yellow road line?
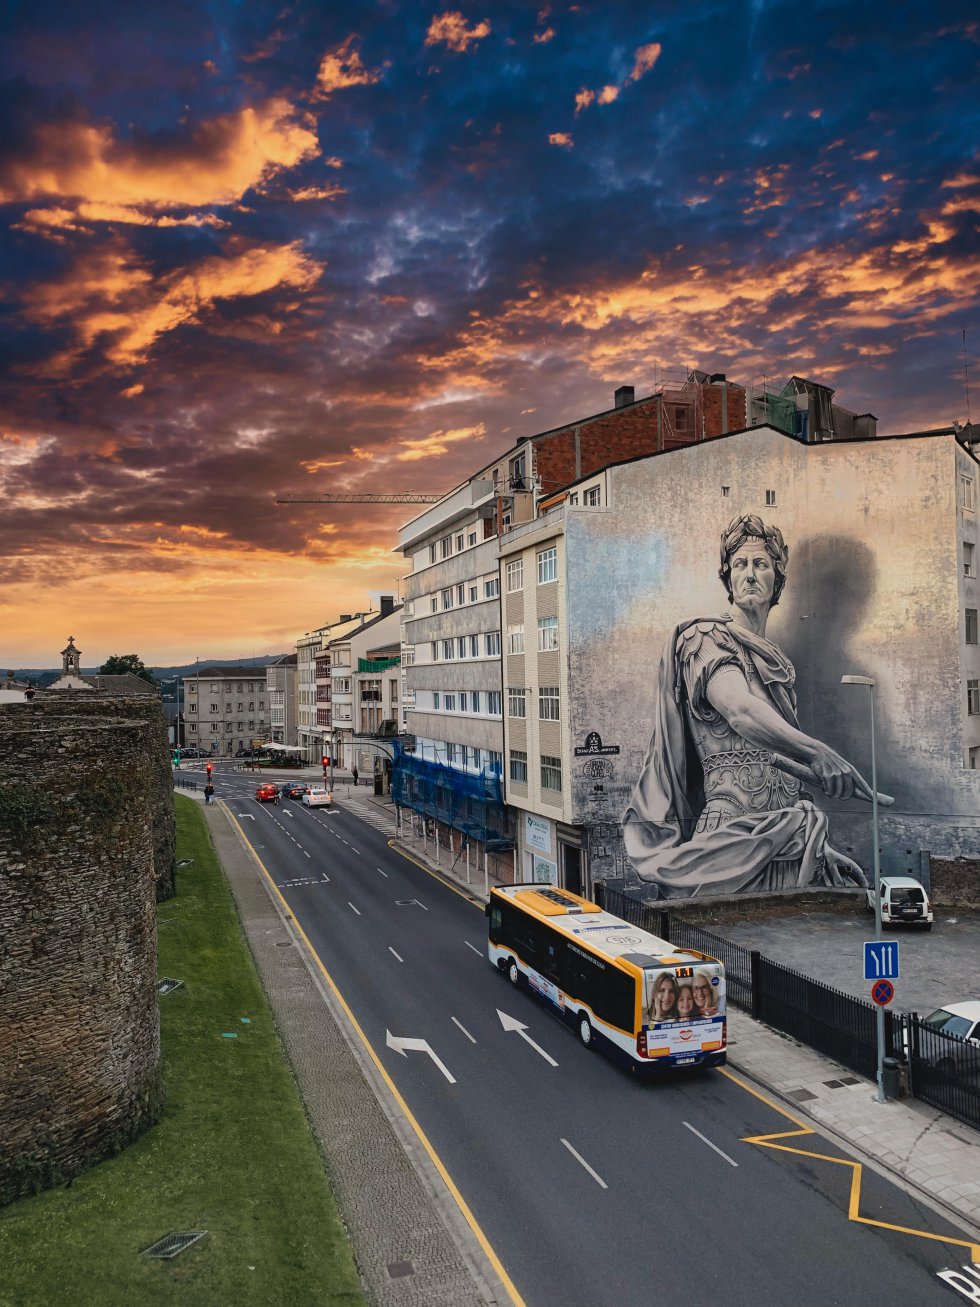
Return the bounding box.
[719,1067,980,1263]
[386,836,487,908]
[221,804,528,1307]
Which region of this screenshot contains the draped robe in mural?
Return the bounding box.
[622,617,838,896]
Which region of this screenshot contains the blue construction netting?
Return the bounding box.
[391,743,512,847]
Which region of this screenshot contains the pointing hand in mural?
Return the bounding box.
[623,514,873,897]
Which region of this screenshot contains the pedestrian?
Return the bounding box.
[352,766,358,786]
[204,782,214,806]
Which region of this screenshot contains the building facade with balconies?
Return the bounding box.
[183,666,271,757]
[265,653,298,746]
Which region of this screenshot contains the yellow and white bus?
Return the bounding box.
[487,883,727,1072]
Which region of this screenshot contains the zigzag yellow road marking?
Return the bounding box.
[720,1067,980,1263]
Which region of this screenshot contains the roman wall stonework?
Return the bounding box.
[0,697,167,1204]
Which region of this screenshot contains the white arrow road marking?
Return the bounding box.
[389,947,403,962]
[497,1010,559,1066]
[451,1017,476,1044]
[385,1031,457,1084]
[683,1122,738,1167]
[561,1139,608,1189]
[464,941,482,957]
[236,813,255,820]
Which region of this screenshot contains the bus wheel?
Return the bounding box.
[508,959,520,987]
[578,1015,593,1048]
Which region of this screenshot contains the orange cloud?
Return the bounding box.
[287,184,346,201]
[0,98,318,212]
[548,132,573,149]
[425,12,491,52]
[597,85,619,105]
[534,27,555,43]
[628,42,662,81]
[575,88,595,113]
[23,240,323,370]
[315,36,384,94]
[396,423,486,461]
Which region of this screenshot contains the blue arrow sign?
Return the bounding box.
[864,940,899,981]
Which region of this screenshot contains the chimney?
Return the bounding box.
[614,385,635,408]
[380,595,396,617]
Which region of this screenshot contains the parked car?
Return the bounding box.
[302,786,333,808]
[866,875,933,929]
[255,783,278,802]
[915,1002,980,1081]
[280,782,306,800]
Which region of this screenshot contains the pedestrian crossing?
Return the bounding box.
[337,795,398,836]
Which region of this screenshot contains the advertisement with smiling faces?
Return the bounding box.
[645,965,726,1051]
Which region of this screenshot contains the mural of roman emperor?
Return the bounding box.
[622,514,872,897]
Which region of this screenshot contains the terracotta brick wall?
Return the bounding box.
[0,698,166,1204]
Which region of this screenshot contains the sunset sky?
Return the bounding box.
[1,2,977,668]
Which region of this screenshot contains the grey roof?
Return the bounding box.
[87,674,160,696]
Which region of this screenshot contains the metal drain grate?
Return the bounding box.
[157,978,184,997]
[141,1231,208,1259]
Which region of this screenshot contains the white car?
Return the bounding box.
[866,875,933,929]
[922,1003,980,1045]
[302,786,333,808]
[917,1002,980,1080]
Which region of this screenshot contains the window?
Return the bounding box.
[966,542,976,577]
[486,750,502,775]
[457,583,466,605]
[508,625,525,654]
[538,615,559,651]
[673,405,690,432]
[443,640,455,659]
[447,742,458,764]
[237,702,243,711]
[210,723,219,733]
[510,749,528,783]
[969,680,980,715]
[457,637,467,658]
[471,748,481,769]
[429,543,437,565]
[508,687,526,718]
[468,532,477,546]
[568,492,578,505]
[486,631,501,656]
[485,576,500,599]
[441,535,453,558]
[469,585,478,602]
[442,588,453,610]
[210,702,218,713]
[506,559,524,591]
[537,546,557,584]
[766,489,777,506]
[584,486,601,507]
[470,634,480,657]
[433,692,440,709]
[509,451,527,490]
[721,485,730,497]
[431,642,438,661]
[968,609,978,645]
[444,693,457,711]
[961,475,976,512]
[430,597,438,613]
[487,690,502,715]
[471,691,480,712]
[539,686,560,721]
[541,755,562,791]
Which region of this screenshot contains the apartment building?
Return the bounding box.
[296,629,324,763]
[265,653,298,746]
[319,598,402,774]
[183,666,271,756]
[397,374,748,879]
[504,422,980,897]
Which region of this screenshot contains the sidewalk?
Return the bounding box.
[182,778,980,1257]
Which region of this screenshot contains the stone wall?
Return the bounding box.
[929,856,980,909]
[0,701,165,1204]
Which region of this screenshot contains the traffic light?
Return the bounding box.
[322,755,329,767]
[206,762,213,776]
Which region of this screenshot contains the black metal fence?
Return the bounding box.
[594,883,980,1129]
[902,1014,980,1131]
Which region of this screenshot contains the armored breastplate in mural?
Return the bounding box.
[694,748,803,831]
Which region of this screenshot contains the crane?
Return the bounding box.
[276,493,443,505]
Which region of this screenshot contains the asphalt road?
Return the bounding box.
[195,769,977,1307]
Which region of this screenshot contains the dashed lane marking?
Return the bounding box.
[465,941,482,957]
[389,947,403,963]
[452,1017,477,1044]
[560,1139,607,1190]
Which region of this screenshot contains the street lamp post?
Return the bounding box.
[841,673,886,1104]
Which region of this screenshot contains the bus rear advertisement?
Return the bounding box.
[487,883,726,1073]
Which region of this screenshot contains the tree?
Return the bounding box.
[99,654,157,685]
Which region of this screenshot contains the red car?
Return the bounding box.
[255,783,278,803]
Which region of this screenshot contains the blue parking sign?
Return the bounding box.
[864,940,899,980]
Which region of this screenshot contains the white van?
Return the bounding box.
[867,875,933,929]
